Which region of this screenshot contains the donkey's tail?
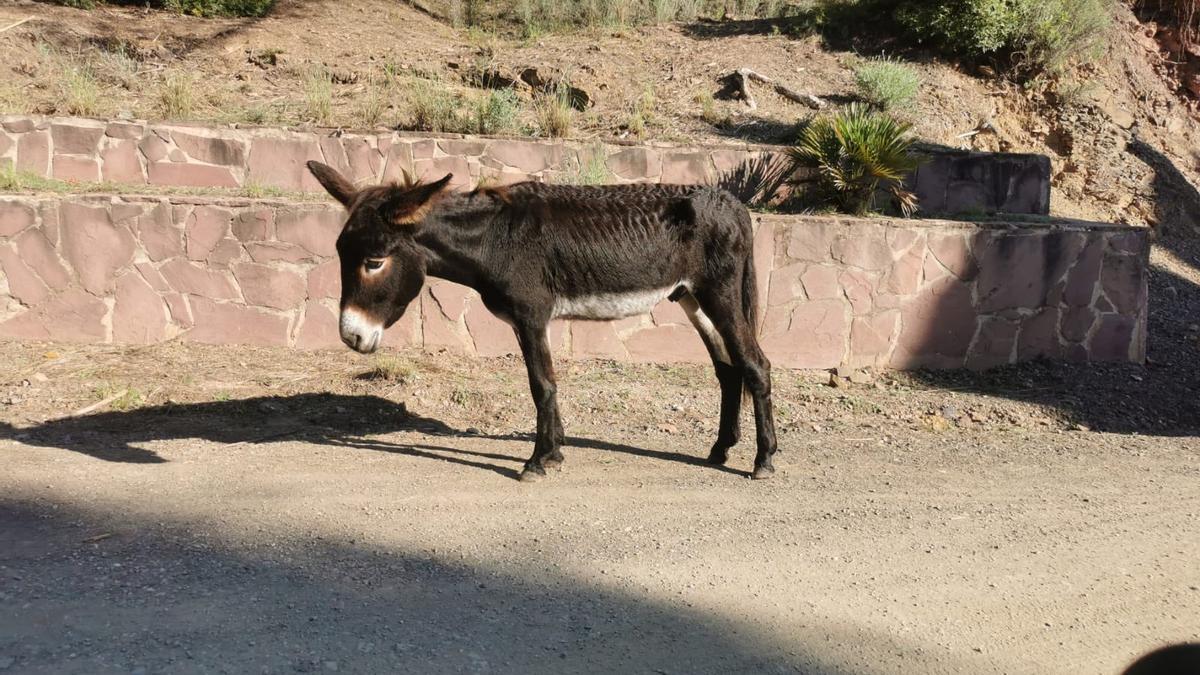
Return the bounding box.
[740,214,760,338]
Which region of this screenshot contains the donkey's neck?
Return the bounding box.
[412,194,497,289]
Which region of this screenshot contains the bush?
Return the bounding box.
[52,0,275,17]
[853,57,919,112]
[788,104,924,216]
[534,86,573,138]
[408,79,461,133]
[470,89,522,135]
[892,0,1112,75]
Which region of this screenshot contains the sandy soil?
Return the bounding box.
[2,301,1199,675]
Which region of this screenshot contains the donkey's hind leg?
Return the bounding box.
[679,292,741,466]
[692,291,779,479]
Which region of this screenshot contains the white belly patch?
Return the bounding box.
[552,283,686,320]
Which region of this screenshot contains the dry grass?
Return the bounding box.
[534,86,574,138]
[303,66,334,126]
[157,72,196,120]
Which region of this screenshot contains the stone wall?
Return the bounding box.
[0,195,1147,369]
[1,115,1051,216]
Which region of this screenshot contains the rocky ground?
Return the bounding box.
[1,234,1198,674]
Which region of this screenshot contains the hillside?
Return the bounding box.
[2,0,1200,229]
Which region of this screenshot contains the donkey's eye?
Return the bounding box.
[364,258,386,272]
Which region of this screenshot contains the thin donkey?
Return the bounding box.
[306,161,779,481]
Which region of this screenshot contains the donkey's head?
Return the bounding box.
[306,161,452,354]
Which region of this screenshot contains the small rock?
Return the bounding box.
[324,661,339,672]
[31,373,48,383]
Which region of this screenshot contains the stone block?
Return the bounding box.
[464,300,519,357]
[113,272,168,343]
[661,152,713,185]
[185,206,232,260]
[247,137,324,191]
[15,229,71,291]
[276,208,340,257]
[1100,252,1146,315]
[16,131,49,174]
[52,156,100,182]
[571,321,627,359]
[760,298,848,369]
[1016,308,1063,361]
[787,221,837,261]
[105,122,145,139]
[171,130,247,166]
[295,300,341,349]
[607,147,662,180]
[486,141,563,174]
[848,310,899,368]
[159,258,239,299]
[624,324,709,363]
[186,297,291,347]
[0,200,36,237]
[148,162,238,188]
[60,202,135,295]
[51,123,104,155]
[1089,313,1136,362]
[892,276,976,367]
[134,203,184,261]
[0,243,49,305]
[965,317,1019,370]
[100,140,144,183]
[306,260,340,300]
[0,288,108,342]
[233,262,306,310]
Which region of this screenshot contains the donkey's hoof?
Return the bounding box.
[542,455,565,470]
[751,464,775,480]
[519,467,546,483]
[706,448,729,466]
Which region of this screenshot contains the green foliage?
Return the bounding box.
[853,57,919,112]
[53,0,275,16]
[788,104,924,216]
[470,89,522,135]
[61,63,101,116]
[892,0,1112,75]
[165,0,275,17]
[408,79,462,133]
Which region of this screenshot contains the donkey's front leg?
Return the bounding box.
[514,320,564,482]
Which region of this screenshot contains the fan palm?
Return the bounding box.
[788,104,925,216]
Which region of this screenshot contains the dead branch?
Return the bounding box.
[0,17,34,34]
[734,68,827,111]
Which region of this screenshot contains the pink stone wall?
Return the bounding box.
[0,115,1051,216]
[0,195,1147,369]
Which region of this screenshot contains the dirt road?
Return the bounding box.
[1,340,1197,675]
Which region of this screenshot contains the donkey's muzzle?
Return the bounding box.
[340,307,384,354]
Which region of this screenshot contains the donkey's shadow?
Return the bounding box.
[0,393,745,480]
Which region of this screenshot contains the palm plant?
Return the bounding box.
[788,104,925,216]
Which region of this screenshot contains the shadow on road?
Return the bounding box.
[0,393,746,478]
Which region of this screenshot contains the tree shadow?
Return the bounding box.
[0,393,746,477]
[0,497,987,674]
[901,137,1200,437]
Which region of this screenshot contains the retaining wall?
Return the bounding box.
[1,115,1050,216]
[0,195,1147,369]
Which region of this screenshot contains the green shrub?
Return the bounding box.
[52,0,274,16]
[470,89,522,134]
[892,0,1111,75]
[853,57,919,112]
[165,0,275,17]
[788,104,924,216]
[408,79,461,133]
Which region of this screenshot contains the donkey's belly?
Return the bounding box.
[552,283,687,320]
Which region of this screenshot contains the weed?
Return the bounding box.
[303,66,334,126]
[62,63,101,116]
[368,356,416,384]
[854,56,920,112]
[534,86,574,138]
[557,145,613,185]
[158,72,196,120]
[626,86,656,139]
[695,91,729,127]
[355,75,393,129]
[470,89,522,135]
[409,78,463,133]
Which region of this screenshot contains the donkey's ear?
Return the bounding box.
[306,161,356,207]
[382,173,454,227]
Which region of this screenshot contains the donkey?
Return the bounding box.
[306,161,778,481]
